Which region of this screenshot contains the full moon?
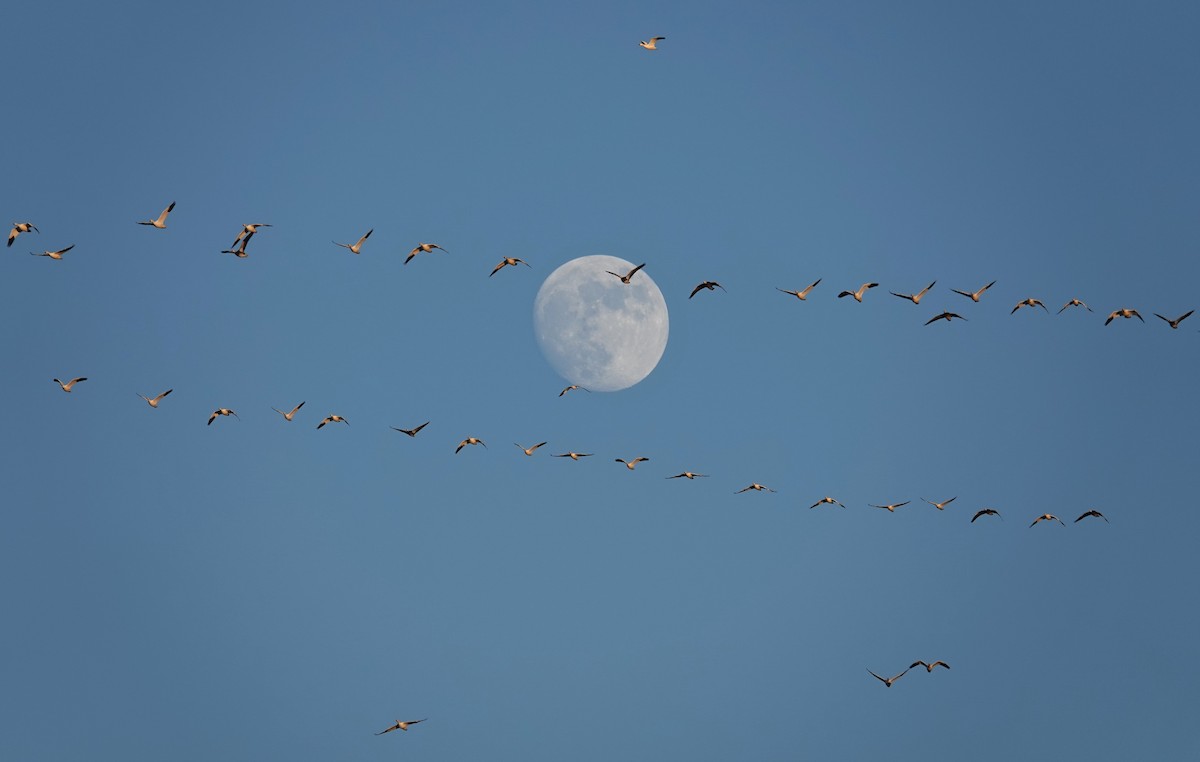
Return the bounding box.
[533,255,669,392]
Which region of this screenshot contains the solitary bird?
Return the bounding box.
[317,415,348,429]
[559,385,590,397]
[8,222,37,247]
[1030,513,1066,527]
[405,242,448,264]
[207,408,239,425]
[1058,298,1093,314]
[606,263,646,284]
[53,377,87,392]
[1011,298,1048,314]
[809,496,846,509]
[31,244,75,260]
[838,282,879,302]
[639,36,666,50]
[689,281,726,299]
[668,472,708,480]
[777,279,822,301]
[333,229,373,255]
[138,201,176,229]
[951,280,997,302]
[971,508,1002,523]
[456,437,486,453]
[869,501,910,512]
[736,483,776,493]
[221,231,254,258]
[271,401,306,421]
[921,496,957,511]
[910,660,951,672]
[515,441,548,456]
[490,257,530,276]
[1105,308,1143,325]
[376,718,426,735]
[891,281,936,305]
[1154,310,1194,329]
[615,457,650,470]
[1074,509,1109,523]
[925,311,967,326]
[231,223,270,248]
[867,668,909,688]
[137,389,173,408]
[553,451,593,460]
[391,421,430,437]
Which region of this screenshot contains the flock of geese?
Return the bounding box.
[10,30,1160,729]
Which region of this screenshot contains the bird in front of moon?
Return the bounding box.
[533,255,669,393]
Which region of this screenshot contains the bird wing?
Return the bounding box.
[867,669,887,683]
[628,263,647,278]
[951,289,972,298]
[358,229,373,246]
[490,261,506,277]
[837,291,853,298]
[1177,310,1195,324]
[156,389,173,402]
[412,421,429,434]
[689,284,703,299]
[55,245,76,255]
[931,661,950,670]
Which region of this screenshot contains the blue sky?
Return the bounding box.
[3,1,1199,759]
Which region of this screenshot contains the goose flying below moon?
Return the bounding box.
[533,255,669,392]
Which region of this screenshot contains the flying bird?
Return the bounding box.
[559,385,590,397]
[1058,298,1093,314]
[1074,509,1109,523]
[456,437,486,454]
[777,279,821,301]
[1029,513,1066,527]
[333,229,373,255]
[391,421,430,437]
[553,451,593,460]
[221,231,254,258]
[606,263,646,284]
[405,242,448,264]
[1105,308,1143,325]
[667,472,708,480]
[515,441,548,456]
[869,501,911,512]
[490,257,530,276]
[891,281,937,305]
[272,401,306,421]
[867,668,909,688]
[838,282,879,302]
[615,457,650,470]
[809,496,846,509]
[689,281,726,299]
[137,389,173,408]
[951,280,997,303]
[375,718,426,735]
[138,201,176,229]
[909,660,951,672]
[53,377,87,393]
[1154,310,1194,329]
[208,408,239,425]
[639,36,666,50]
[921,496,957,510]
[925,311,966,326]
[736,483,776,493]
[317,415,348,429]
[1011,298,1048,314]
[231,223,270,248]
[8,222,37,247]
[31,244,75,260]
[971,508,1002,522]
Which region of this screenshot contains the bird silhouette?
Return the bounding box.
[891,281,936,305]
[137,389,173,408]
[391,421,430,437]
[333,229,373,255]
[606,263,646,284]
[951,280,996,302]
[777,279,821,300]
[138,201,175,229]
[8,222,38,247]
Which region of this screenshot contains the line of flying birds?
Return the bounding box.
[10,215,1195,328]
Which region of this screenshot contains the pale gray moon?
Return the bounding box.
[533,255,669,392]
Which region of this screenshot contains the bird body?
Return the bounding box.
[515,441,548,456]
[922,496,957,510]
[456,437,486,453]
[208,408,239,425]
[406,242,447,264]
[606,263,646,284]
[925,311,966,326]
[559,385,590,397]
[317,415,348,429]
[1058,298,1092,314]
[392,421,430,437]
[232,223,270,248]
[736,483,775,493]
[910,660,950,672]
[376,718,426,735]
[777,279,821,300]
[668,472,708,479]
[838,283,879,302]
[891,281,936,304]
[867,668,909,687]
[8,222,38,247]
[1074,509,1109,523]
[272,401,306,421]
[32,244,75,260]
[615,457,649,470]
[138,201,175,228]
[639,36,666,50]
[869,501,910,512]
[1155,310,1194,329]
[53,377,87,392]
[1030,513,1065,527]
[553,451,592,460]
[689,281,725,298]
[971,508,1002,522]
[490,257,530,276]
[809,496,845,509]
[1011,298,1048,314]
[221,231,254,258]
[952,280,997,302]
[333,229,373,255]
[1105,308,1143,325]
[138,389,173,408]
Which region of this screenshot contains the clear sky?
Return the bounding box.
[3,1,1199,759]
